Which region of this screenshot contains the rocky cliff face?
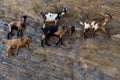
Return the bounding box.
[0,0,120,80]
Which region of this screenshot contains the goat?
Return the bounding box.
[3,36,32,57]
[41,8,69,28]
[41,25,75,47]
[80,13,112,38]
[5,15,29,39]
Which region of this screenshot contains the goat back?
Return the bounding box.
[41,25,59,34]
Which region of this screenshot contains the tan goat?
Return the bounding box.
[5,15,29,39]
[4,36,32,57]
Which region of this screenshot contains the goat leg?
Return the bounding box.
[6,52,10,57]
[101,28,110,37]
[17,30,20,37]
[92,30,96,38]
[16,46,19,55]
[7,31,13,39]
[17,30,23,37]
[7,32,11,39]
[25,44,30,51]
[41,40,44,47]
[45,38,50,46]
[20,30,23,37]
[60,38,65,46]
[6,47,11,57]
[54,20,58,25]
[43,22,46,28]
[6,48,10,57]
[47,34,51,41]
[83,31,87,39]
[56,37,62,46]
[106,28,110,37]
[107,32,110,37]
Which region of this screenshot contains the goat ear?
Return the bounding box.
[64,7,67,10]
[63,8,66,11]
[41,12,43,15]
[104,13,112,19]
[27,35,32,39]
[21,15,28,18]
[21,37,25,41]
[104,12,111,17]
[63,7,69,13]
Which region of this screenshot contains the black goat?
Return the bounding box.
[41,25,75,47]
[41,8,69,28]
[5,15,29,39]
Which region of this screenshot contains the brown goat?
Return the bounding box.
[80,13,113,38]
[4,36,32,57]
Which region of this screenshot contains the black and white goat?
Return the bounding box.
[41,8,69,28]
[41,25,75,47]
[5,15,29,39]
[80,13,112,38]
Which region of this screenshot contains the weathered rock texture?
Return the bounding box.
[0,0,120,80]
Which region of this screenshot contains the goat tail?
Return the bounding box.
[8,24,12,32]
[4,23,8,26]
[71,26,75,34]
[41,12,43,15]
[4,23,12,32]
[41,27,47,33]
[80,21,84,26]
[41,27,44,31]
[3,23,11,32]
[41,28,46,34]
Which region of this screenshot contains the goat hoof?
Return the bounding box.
[55,44,58,46]
[6,55,9,58]
[7,37,10,39]
[84,37,87,39]
[108,35,110,38]
[42,46,44,48]
[27,48,30,51]
[61,45,66,48]
[41,46,44,48]
[47,44,50,46]
[15,54,18,57]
